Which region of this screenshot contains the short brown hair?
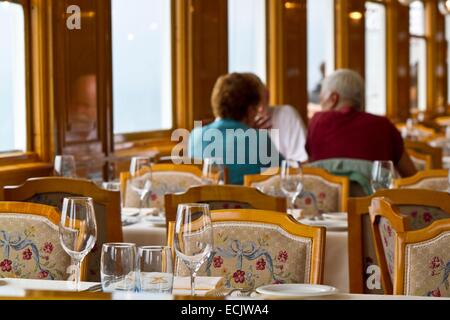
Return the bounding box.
[211,73,263,121]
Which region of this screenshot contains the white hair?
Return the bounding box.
[321,69,365,110]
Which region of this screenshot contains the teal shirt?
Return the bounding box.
[188,119,284,185]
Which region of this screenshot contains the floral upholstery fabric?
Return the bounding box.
[399,178,448,192]
[175,222,312,290]
[397,205,450,230]
[404,232,450,297]
[252,175,342,217]
[25,192,108,282]
[378,217,397,283]
[0,214,71,280]
[124,172,202,211]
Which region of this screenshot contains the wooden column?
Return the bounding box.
[268,0,308,123]
[175,0,228,130]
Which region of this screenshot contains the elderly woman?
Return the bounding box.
[306,69,417,177]
[188,73,284,185]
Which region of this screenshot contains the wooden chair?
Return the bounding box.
[167,209,326,289]
[434,116,450,127]
[164,185,287,231]
[405,140,443,169]
[396,123,437,140]
[2,177,122,282]
[407,148,433,171]
[394,169,449,191]
[369,194,450,296]
[244,167,350,215]
[0,201,87,281]
[120,163,206,211]
[347,189,450,294]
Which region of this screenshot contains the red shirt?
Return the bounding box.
[306,107,405,165]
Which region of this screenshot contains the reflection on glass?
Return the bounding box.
[307,0,334,118]
[410,37,427,112]
[228,0,266,82]
[112,0,172,134]
[365,2,386,116]
[0,2,26,152]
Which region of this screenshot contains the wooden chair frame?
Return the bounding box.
[405,140,443,169]
[0,201,88,280]
[2,177,123,243]
[369,194,450,295]
[407,148,434,171]
[243,167,350,212]
[167,209,326,285]
[164,185,287,232]
[347,189,450,294]
[394,169,449,189]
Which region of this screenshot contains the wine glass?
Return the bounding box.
[202,158,225,185]
[371,161,395,192]
[59,197,97,291]
[174,203,213,297]
[129,157,153,215]
[54,155,77,178]
[280,160,303,216]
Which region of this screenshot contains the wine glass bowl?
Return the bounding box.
[129,157,153,213]
[174,203,214,296]
[280,160,304,214]
[202,158,225,185]
[59,197,97,291]
[54,155,77,178]
[371,160,395,192]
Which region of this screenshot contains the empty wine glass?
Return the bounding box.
[174,203,213,297]
[54,155,77,178]
[371,161,395,192]
[202,158,225,185]
[59,197,97,291]
[129,157,153,215]
[280,160,303,215]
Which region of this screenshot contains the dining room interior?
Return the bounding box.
[1,0,450,305]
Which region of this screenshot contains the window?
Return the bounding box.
[0,1,27,153]
[228,0,266,82]
[112,0,172,135]
[307,0,335,116]
[365,1,387,115]
[409,0,427,112]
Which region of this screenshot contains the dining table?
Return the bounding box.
[121,210,351,293]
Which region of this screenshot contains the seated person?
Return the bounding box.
[306,69,417,177]
[188,73,284,185]
[244,73,308,162]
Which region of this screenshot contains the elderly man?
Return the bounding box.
[306,69,417,177]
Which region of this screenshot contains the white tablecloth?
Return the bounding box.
[121,221,350,292]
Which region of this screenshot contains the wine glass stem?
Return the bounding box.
[190,272,196,297]
[73,258,82,292]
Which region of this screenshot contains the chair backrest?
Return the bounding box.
[394,169,449,191]
[396,123,437,140]
[405,140,443,169]
[347,189,450,294]
[167,209,325,289]
[434,116,450,127]
[120,164,204,211]
[0,201,81,281]
[2,177,122,281]
[407,148,433,171]
[244,167,349,216]
[164,185,287,232]
[369,195,450,296]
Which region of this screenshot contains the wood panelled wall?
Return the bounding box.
[2,0,450,183]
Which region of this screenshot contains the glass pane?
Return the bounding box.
[410,37,427,112]
[365,2,386,116]
[307,0,335,108]
[112,0,172,134]
[228,0,266,82]
[0,1,27,153]
[410,1,425,36]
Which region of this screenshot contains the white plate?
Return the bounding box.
[322,212,347,221]
[256,284,338,298]
[143,215,166,227]
[299,218,347,231]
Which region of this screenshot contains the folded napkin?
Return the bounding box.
[174,276,224,291]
